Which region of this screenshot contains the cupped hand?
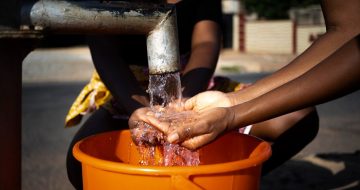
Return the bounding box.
[184,91,233,112]
[166,107,235,150]
[129,98,236,150]
[129,107,169,133]
[129,107,175,145]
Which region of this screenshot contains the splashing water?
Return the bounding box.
[131,72,200,166]
[148,72,182,108]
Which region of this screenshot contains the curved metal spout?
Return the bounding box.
[22,0,180,74]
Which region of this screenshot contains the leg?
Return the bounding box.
[250,107,319,175]
[66,107,128,190]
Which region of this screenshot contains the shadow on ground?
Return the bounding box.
[262,151,360,190]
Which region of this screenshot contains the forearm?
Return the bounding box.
[228,36,360,130]
[182,20,221,97]
[182,42,219,97]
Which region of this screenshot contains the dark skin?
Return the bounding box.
[181,20,221,97]
[130,0,360,150]
[233,35,360,123]
[164,34,360,150]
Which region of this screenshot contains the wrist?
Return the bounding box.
[226,92,238,106]
[225,107,236,131]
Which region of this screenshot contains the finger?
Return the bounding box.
[132,109,169,133]
[128,108,150,129]
[184,96,196,110]
[167,101,185,112]
[181,97,189,102]
[167,120,209,143]
[181,134,215,150]
[132,110,156,125]
[145,114,171,134]
[128,108,166,131]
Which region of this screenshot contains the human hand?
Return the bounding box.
[129,97,236,150]
[139,106,235,150]
[128,102,186,145]
[184,90,233,112]
[165,107,235,150]
[128,107,165,145]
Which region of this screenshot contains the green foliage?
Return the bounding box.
[243,0,320,20]
[220,65,242,73]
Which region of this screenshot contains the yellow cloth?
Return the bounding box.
[65,72,112,127]
[65,65,148,127]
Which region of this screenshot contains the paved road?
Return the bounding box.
[22,83,81,190]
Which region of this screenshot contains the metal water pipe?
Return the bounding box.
[21,0,180,74]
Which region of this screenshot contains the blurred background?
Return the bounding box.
[21,0,360,189]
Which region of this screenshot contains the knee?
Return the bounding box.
[279,107,319,140]
[300,108,319,142]
[251,107,319,142]
[280,107,319,144]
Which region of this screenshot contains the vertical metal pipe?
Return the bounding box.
[147,9,180,74]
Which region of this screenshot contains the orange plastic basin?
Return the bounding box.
[73,130,271,190]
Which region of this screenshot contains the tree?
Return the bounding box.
[243,0,320,20]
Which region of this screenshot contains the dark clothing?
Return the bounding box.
[176,0,223,54]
